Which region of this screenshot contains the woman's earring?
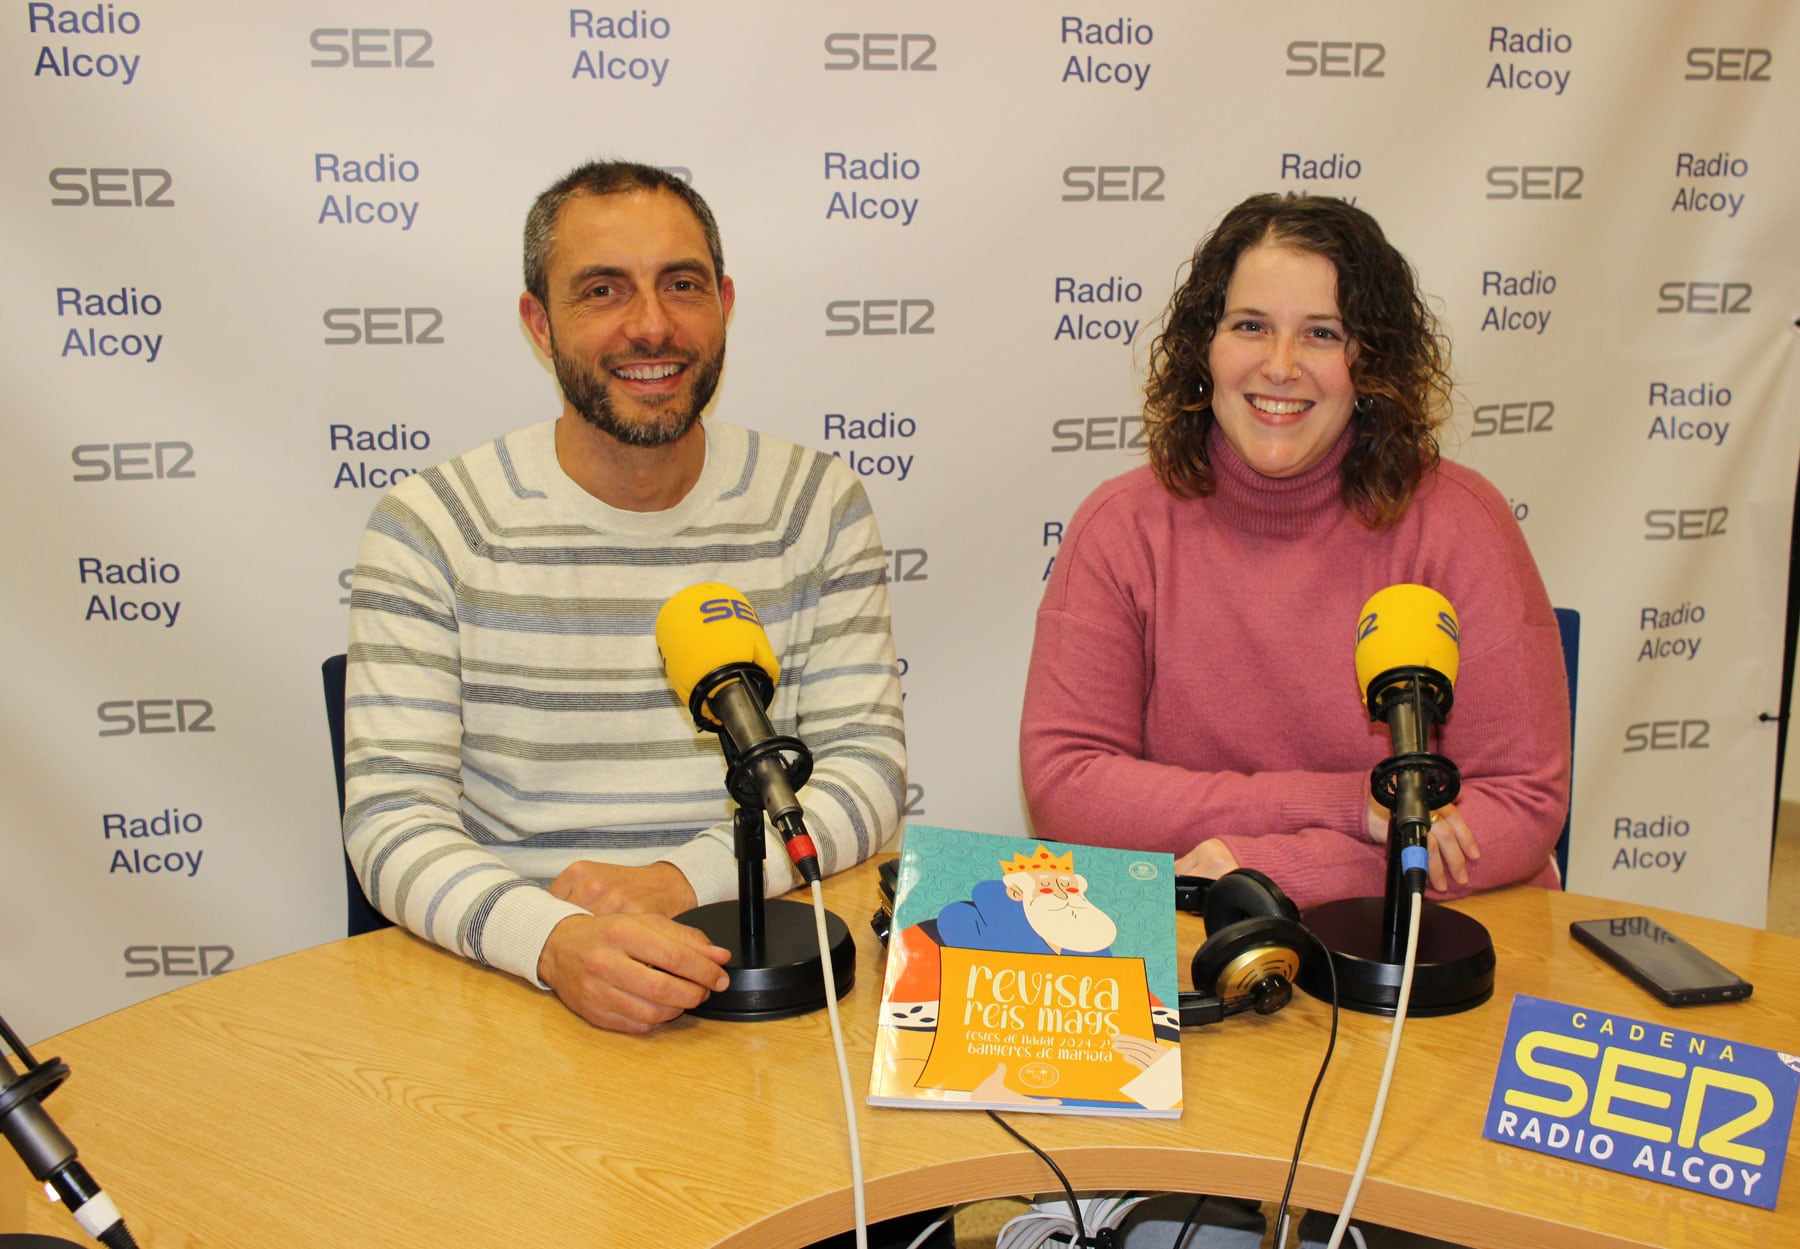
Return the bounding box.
[1354,393,1374,415]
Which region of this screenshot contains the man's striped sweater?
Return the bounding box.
[344,418,907,986]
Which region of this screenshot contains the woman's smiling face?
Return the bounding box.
[1206,244,1358,479]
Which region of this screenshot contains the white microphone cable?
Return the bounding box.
[812,877,868,1249]
[1325,893,1423,1249]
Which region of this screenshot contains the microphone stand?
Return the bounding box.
[675,668,855,1022]
[1298,667,1496,1016]
[0,1013,130,1248]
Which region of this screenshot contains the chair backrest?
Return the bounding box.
[1553,608,1580,885]
[322,653,394,937]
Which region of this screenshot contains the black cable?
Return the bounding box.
[985,1110,1090,1248]
[1168,1192,1211,1249]
[1171,933,1339,1249]
[1269,930,1341,1245]
[989,933,1341,1249]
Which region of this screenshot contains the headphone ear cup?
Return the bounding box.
[1202,868,1299,930]
[1222,867,1301,922]
[1190,915,1309,1018]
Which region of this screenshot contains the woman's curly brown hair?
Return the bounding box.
[1143,194,1452,528]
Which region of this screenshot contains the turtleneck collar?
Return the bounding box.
[1203,422,1355,539]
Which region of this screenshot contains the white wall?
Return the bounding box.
[3,1,1796,1040]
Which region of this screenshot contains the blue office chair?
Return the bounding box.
[1553,608,1579,885]
[322,653,394,937]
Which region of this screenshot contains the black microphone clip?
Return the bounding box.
[684,661,819,882]
[0,1013,136,1248]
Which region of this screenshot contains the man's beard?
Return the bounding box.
[551,333,726,449]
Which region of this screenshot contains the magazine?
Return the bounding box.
[867,824,1182,1117]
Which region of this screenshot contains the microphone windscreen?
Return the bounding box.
[1354,584,1460,705]
[654,583,781,707]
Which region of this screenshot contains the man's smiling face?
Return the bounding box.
[534,188,735,447]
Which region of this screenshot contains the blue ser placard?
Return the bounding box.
[1483,995,1800,1209]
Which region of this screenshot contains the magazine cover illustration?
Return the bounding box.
[868,824,1181,1116]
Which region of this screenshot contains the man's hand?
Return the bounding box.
[1175,838,1240,879]
[536,912,732,1034]
[549,860,698,918]
[1366,795,1480,890]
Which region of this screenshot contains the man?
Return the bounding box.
[343,161,907,1034]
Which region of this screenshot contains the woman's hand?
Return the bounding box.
[1175,838,1240,879]
[1367,795,1479,890]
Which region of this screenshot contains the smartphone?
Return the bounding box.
[1570,916,1753,1006]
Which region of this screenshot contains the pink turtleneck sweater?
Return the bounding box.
[1021,430,1569,909]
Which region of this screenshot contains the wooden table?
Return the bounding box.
[5,860,1798,1247]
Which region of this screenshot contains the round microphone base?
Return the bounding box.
[1297,896,1495,1017]
[678,898,855,1022]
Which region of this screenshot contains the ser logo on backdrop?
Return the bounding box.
[1285,41,1386,78]
[1622,719,1709,753]
[309,27,433,68]
[29,3,143,85]
[1684,47,1773,82]
[1051,415,1147,453]
[1062,165,1164,201]
[1656,282,1751,315]
[1471,400,1555,437]
[97,698,215,737]
[824,32,936,72]
[883,547,929,584]
[72,441,193,481]
[1644,507,1728,541]
[1486,165,1583,200]
[824,298,934,336]
[49,166,171,207]
[322,307,443,345]
[124,945,233,976]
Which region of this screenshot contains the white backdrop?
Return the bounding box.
[3,1,1797,1041]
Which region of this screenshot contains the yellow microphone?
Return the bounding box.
[1353,584,1462,889]
[1354,584,1459,711]
[654,584,820,883]
[655,583,781,725]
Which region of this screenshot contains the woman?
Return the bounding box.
[1021,194,1569,907]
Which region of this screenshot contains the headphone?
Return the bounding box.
[1175,869,1312,1028]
